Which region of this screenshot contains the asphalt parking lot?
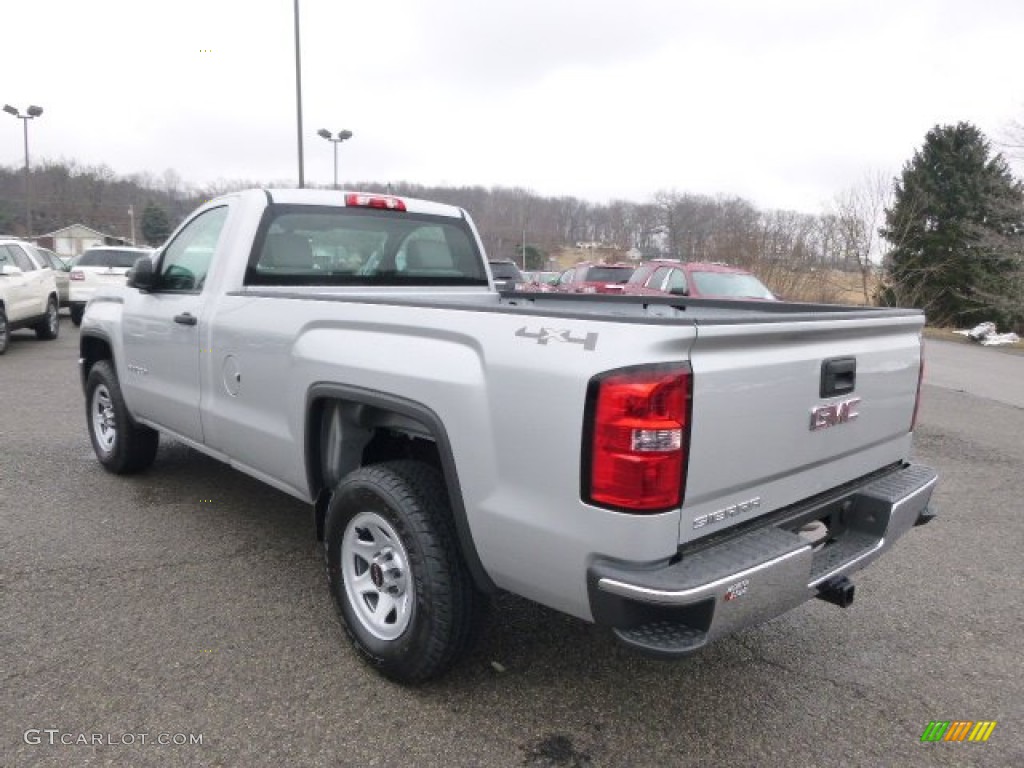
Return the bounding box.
[2,322,1022,767]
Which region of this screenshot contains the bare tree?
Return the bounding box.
[996,112,1024,174]
[827,170,892,305]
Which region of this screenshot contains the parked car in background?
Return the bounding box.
[487,259,525,288]
[553,262,635,293]
[623,260,776,300]
[0,238,60,353]
[69,246,154,325]
[31,245,71,307]
[523,270,560,287]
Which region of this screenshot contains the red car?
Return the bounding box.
[622,259,776,300]
[553,262,636,294]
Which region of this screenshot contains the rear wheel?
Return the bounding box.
[0,307,9,355]
[35,297,60,340]
[70,305,84,326]
[85,360,159,474]
[324,460,480,683]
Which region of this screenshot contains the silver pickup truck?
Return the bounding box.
[79,189,937,683]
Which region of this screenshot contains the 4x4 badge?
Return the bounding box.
[515,326,598,351]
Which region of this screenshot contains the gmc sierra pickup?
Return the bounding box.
[79,189,937,683]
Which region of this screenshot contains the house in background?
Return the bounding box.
[36,224,131,258]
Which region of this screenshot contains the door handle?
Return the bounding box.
[820,357,856,397]
[174,312,198,326]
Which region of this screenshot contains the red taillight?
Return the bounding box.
[69,269,85,281]
[910,341,925,431]
[584,364,692,512]
[344,193,407,211]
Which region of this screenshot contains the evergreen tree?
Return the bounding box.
[523,245,546,270]
[880,122,1024,329]
[141,202,172,246]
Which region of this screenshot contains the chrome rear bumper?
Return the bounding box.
[588,464,937,656]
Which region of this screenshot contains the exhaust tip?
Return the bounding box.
[816,576,855,608]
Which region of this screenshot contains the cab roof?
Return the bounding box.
[246,189,468,219]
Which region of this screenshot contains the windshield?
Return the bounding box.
[583,266,633,283]
[691,271,775,299]
[246,206,487,287]
[77,249,146,268]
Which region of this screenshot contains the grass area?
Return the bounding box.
[762,268,875,305]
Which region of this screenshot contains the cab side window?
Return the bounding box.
[665,269,688,295]
[157,207,229,292]
[8,245,37,272]
[37,248,65,270]
[0,245,17,269]
[646,266,671,290]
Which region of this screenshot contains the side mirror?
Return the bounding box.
[669,286,689,296]
[127,256,157,290]
[0,264,24,277]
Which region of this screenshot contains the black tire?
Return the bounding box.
[35,297,60,340]
[0,306,9,355]
[324,460,480,683]
[85,360,159,474]
[70,305,84,326]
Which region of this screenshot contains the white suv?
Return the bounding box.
[69,246,154,325]
[0,239,60,354]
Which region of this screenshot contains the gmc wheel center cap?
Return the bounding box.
[370,563,384,589]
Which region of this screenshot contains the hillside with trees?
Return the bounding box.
[0,160,882,303]
[3,123,1021,324]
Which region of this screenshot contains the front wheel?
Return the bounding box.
[85,360,159,474]
[35,297,60,340]
[324,460,480,683]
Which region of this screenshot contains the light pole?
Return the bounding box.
[3,104,43,237]
[293,0,305,188]
[317,129,353,189]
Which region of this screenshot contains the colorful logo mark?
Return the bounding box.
[920,721,997,743]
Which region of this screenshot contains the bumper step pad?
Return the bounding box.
[613,621,707,657]
[809,530,878,584]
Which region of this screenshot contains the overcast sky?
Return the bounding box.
[5,0,1023,212]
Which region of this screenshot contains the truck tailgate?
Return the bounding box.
[680,313,923,544]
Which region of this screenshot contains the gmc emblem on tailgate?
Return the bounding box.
[809,397,861,431]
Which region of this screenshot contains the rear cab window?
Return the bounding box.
[245,205,487,287]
